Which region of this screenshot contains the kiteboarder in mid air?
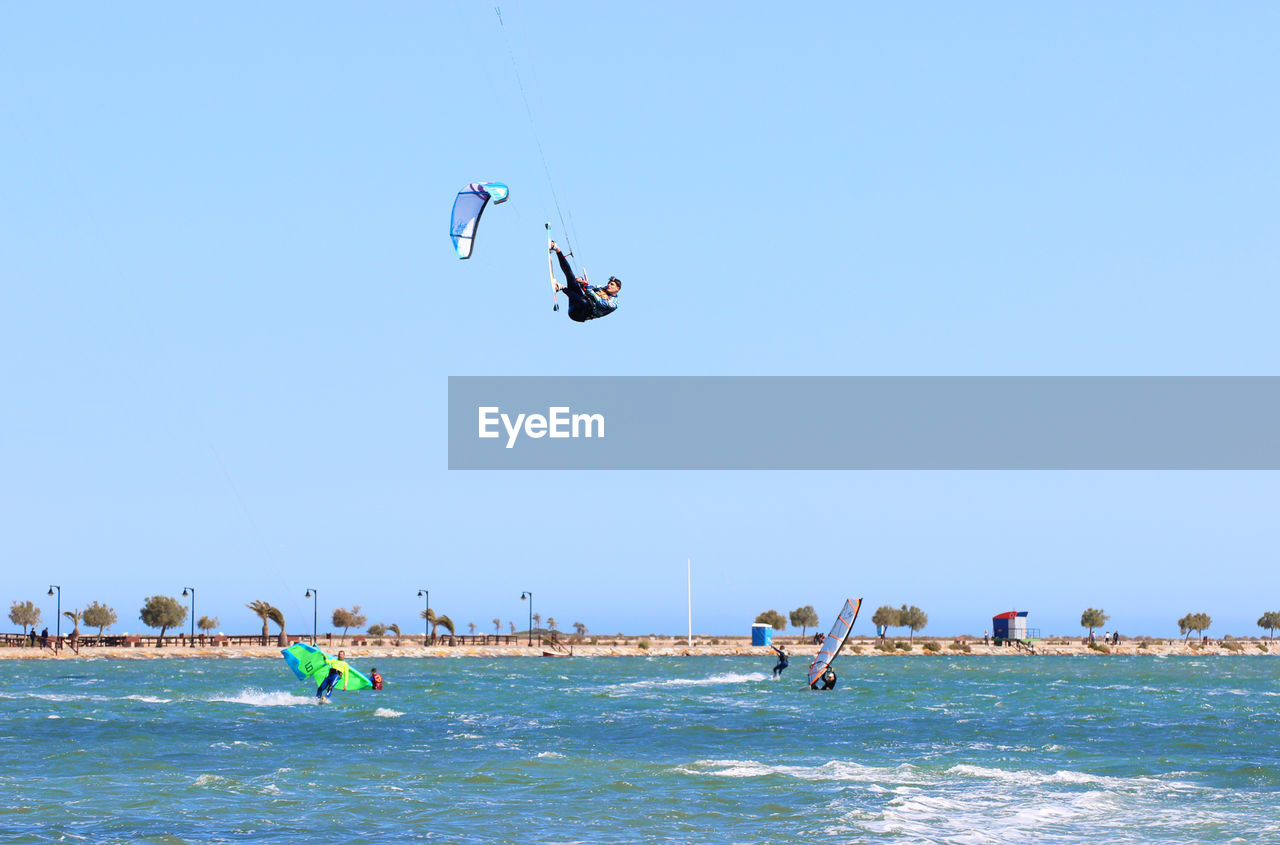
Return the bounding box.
[317,649,352,701]
[550,241,619,322]
[770,644,790,678]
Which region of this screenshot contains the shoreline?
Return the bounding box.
[4,638,1274,660]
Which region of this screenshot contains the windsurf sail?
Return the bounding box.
[807,598,862,687]
[281,643,372,691]
[450,181,510,259]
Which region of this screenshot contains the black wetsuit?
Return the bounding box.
[771,646,789,677]
[555,251,617,322]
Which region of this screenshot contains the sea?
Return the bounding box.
[2,655,1277,843]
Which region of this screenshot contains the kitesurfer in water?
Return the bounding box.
[811,668,837,690]
[317,649,351,701]
[370,667,383,690]
[550,241,619,322]
[770,644,790,678]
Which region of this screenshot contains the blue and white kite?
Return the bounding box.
[450,182,509,259]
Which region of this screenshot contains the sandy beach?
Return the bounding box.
[4,637,1274,660]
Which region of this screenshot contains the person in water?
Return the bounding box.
[770,644,789,678]
[370,667,383,690]
[317,649,351,700]
[550,241,620,322]
[811,668,837,690]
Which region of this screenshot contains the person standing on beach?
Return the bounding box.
[39,627,49,650]
[770,644,790,678]
[316,649,352,701]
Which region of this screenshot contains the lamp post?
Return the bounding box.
[181,587,195,646]
[417,589,430,646]
[47,585,61,639]
[304,588,317,645]
[521,591,533,647]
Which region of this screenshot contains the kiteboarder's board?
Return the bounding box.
[547,223,559,311]
[281,643,373,692]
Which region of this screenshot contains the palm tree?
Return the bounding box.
[388,623,402,645]
[573,621,588,637]
[268,605,286,646]
[247,600,274,645]
[468,621,477,635]
[546,617,558,633]
[493,617,501,635]
[532,612,542,631]
[509,621,516,634]
[63,610,82,652]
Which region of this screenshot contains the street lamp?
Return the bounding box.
[181,587,196,645]
[304,588,318,645]
[520,591,533,647]
[47,585,62,639]
[417,589,430,646]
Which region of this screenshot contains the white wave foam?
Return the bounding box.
[210,689,310,707]
[374,708,403,718]
[612,672,769,691]
[677,758,924,784]
[125,695,172,704]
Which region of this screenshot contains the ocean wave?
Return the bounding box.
[609,672,769,691]
[209,689,310,707]
[374,708,404,718]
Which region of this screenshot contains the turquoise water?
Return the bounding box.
[3,656,1278,842]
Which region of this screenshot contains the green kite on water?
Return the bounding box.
[281,643,372,692]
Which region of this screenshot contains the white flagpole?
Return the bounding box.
[687,558,693,647]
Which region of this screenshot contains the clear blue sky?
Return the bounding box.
[2,2,1277,640]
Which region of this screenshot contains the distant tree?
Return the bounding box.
[468,621,477,635]
[546,617,558,633]
[509,621,516,634]
[1258,611,1280,639]
[10,600,42,634]
[388,623,402,645]
[532,612,542,630]
[573,621,588,637]
[789,605,819,638]
[63,610,82,653]
[368,623,387,637]
[197,615,220,634]
[422,608,454,642]
[83,601,117,636]
[333,606,366,644]
[1178,612,1212,640]
[493,617,502,635]
[267,605,287,647]
[1081,608,1108,638]
[247,600,276,645]
[139,595,187,646]
[899,605,928,643]
[871,605,901,638]
[755,609,787,631]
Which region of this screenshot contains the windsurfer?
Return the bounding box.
[317,649,351,700]
[811,668,837,690]
[770,644,790,678]
[550,241,620,322]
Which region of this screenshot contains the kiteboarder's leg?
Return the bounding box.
[552,248,593,322]
[317,670,339,700]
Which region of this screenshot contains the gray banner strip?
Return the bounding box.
[447,377,1280,470]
